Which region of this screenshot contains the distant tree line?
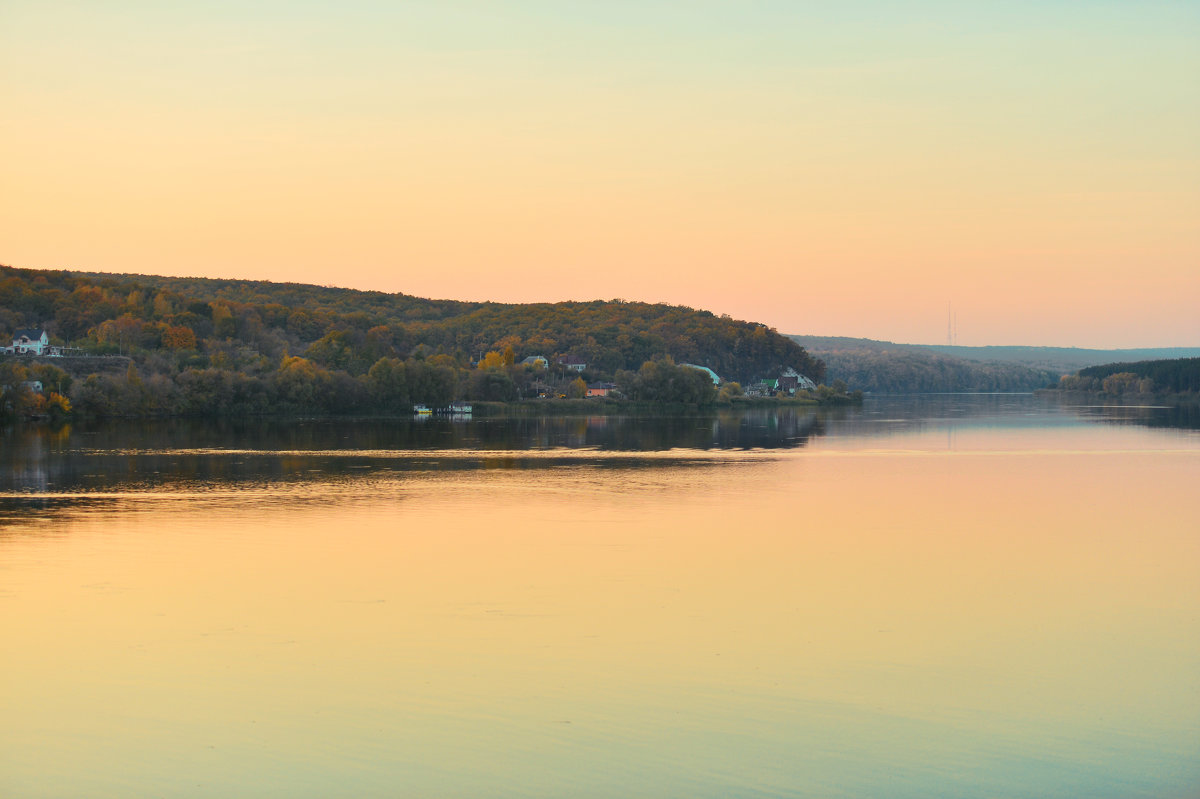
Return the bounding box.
[1057,358,1200,396]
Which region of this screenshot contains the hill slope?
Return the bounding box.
[1,265,824,416]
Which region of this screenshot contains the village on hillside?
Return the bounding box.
[502,351,817,401]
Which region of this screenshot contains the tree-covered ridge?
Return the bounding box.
[73,271,479,323]
[2,265,820,382]
[0,264,823,417]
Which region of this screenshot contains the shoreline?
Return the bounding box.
[3,395,856,425]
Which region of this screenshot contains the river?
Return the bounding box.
[1,395,1197,797]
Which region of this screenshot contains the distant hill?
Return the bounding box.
[913,344,1200,373]
[789,336,1200,393]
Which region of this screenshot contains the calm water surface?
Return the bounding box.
[2,396,1197,798]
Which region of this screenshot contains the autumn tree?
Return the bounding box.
[162,325,197,350]
[478,350,506,370]
[210,303,237,339]
[718,381,743,401]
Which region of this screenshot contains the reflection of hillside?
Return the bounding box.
[0,423,68,493]
[817,394,1074,439]
[0,410,829,496]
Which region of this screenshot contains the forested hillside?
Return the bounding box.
[790,336,1059,393]
[0,265,822,417]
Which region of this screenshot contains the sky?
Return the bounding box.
[1,1,1197,347]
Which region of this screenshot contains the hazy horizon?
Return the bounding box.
[2,2,1197,349]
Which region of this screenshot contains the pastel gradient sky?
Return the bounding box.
[2,2,1197,346]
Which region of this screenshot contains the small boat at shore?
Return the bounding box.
[413,404,432,415]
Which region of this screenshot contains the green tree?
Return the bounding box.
[367,357,410,409]
[623,359,716,404]
[469,368,518,401]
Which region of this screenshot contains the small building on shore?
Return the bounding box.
[778,367,817,395]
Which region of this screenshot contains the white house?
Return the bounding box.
[559,355,587,372]
[12,329,49,355]
[520,355,549,368]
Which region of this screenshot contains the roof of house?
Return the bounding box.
[13,328,46,340]
[779,367,816,388]
[559,355,587,365]
[520,355,548,364]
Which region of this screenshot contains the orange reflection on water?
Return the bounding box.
[1,440,1198,796]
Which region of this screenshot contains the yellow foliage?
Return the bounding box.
[478,351,506,369]
[279,355,318,376]
[153,292,174,316]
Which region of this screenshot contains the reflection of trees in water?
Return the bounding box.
[532,410,825,451]
[0,410,829,494]
[1068,403,1200,431]
[817,394,1054,439]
